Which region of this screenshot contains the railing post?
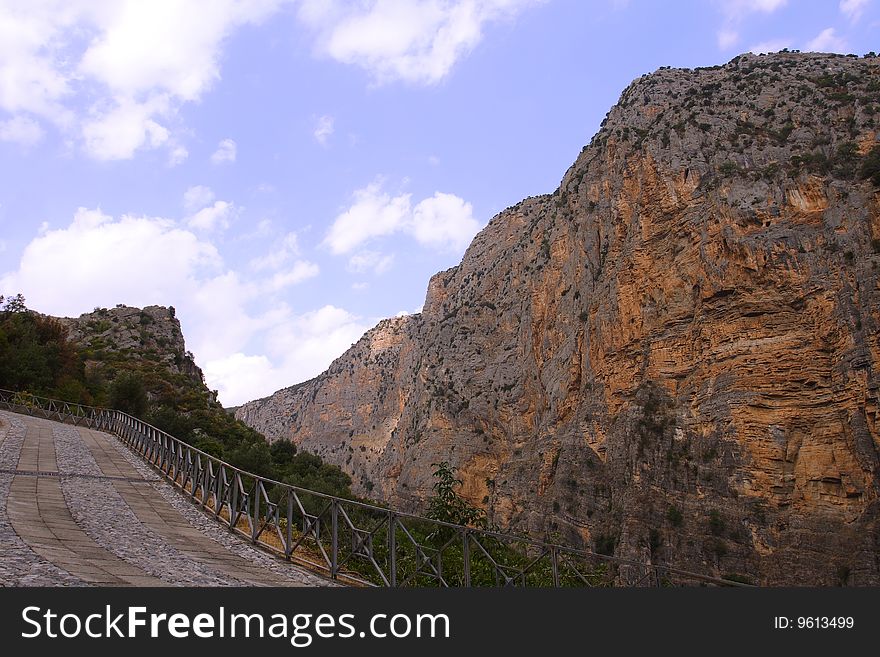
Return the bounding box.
[252,480,261,543]
[285,491,294,559]
[230,477,238,531]
[330,499,339,580]
[389,512,397,587]
[551,545,560,587]
[462,530,471,587]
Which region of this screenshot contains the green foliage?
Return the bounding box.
[270,438,297,463]
[708,538,727,559]
[718,161,740,176]
[666,505,684,527]
[280,451,352,498]
[0,295,81,397]
[226,441,276,479]
[635,381,673,452]
[426,461,486,528]
[109,371,148,418]
[540,236,551,260]
[833,141,860,179]
[861,145,880,186]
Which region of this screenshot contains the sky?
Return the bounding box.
[0,0,877,406]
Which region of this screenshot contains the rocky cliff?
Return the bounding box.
[237,52,880,585]
[56,304,207,397]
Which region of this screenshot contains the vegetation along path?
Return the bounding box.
[0,411,335,587]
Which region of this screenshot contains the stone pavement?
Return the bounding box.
[0,411,336,587]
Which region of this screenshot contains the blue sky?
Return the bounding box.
[0,0,877,406]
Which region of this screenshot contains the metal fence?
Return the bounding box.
[0,388,750,587]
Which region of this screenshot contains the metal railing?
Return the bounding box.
[0,388,751,587]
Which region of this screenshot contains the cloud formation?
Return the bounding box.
[0,1,281,161]
[323,181,481,256]
[0,205,326,405]
[203,305,371,405]
[313,115,335,144]
[805,27,848,53]
[187,201,236,232]
[347,250,395,274]
[210,138,237,165]
[840,0,869,22]
[299,0,543,85]
[716,0,789,50]
[0,115,44,145]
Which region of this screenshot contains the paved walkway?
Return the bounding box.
[0,411,335,587]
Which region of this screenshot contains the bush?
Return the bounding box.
[0,295,80,396]
[861,145,880,186]
[708,509,725,535]
[270,439,297,464]
[109,372,148,417]
[667,505,683,527]
[425,461,486,528]
[595,533,616,556]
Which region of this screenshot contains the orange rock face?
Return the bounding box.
[238,53,880,584]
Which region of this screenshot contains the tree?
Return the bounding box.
[270,438,297,464]
[109,372,148,417]
[425,461,486,528]
[0,295,79,395]
[1,293,27,313]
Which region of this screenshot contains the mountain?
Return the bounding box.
[236,52,880,585]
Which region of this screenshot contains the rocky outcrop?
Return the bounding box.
[237,52,880,584]
[57,305,205,387]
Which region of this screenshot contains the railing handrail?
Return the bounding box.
[0,387,752,587]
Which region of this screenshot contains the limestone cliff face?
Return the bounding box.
[237,53,880,585]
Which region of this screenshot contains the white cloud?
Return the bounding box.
[323,182,412,254]
[0,2,77,122]
[313,114,335,144]
[717,29,739,50]
[183,185,216,212]
[323,181,482,255]
[0,205,334,406]
[204,305,371,405]
[0,2,282,160]
[720,0,788,17]
[168,144,188,166]
[262,261,320,292]
[840,0,869,22]
[0,208,222,318]
[347,250,395,274]
[411,192,479,252]
[716,0,788,51]
[211,138,237,164]
[187,200,236,231]
[250,232,301,271]
[805,27,848,53]
[0,115,44,145]
[748,38,792,54]
[299,0,543,85]
[81,95,171,160]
